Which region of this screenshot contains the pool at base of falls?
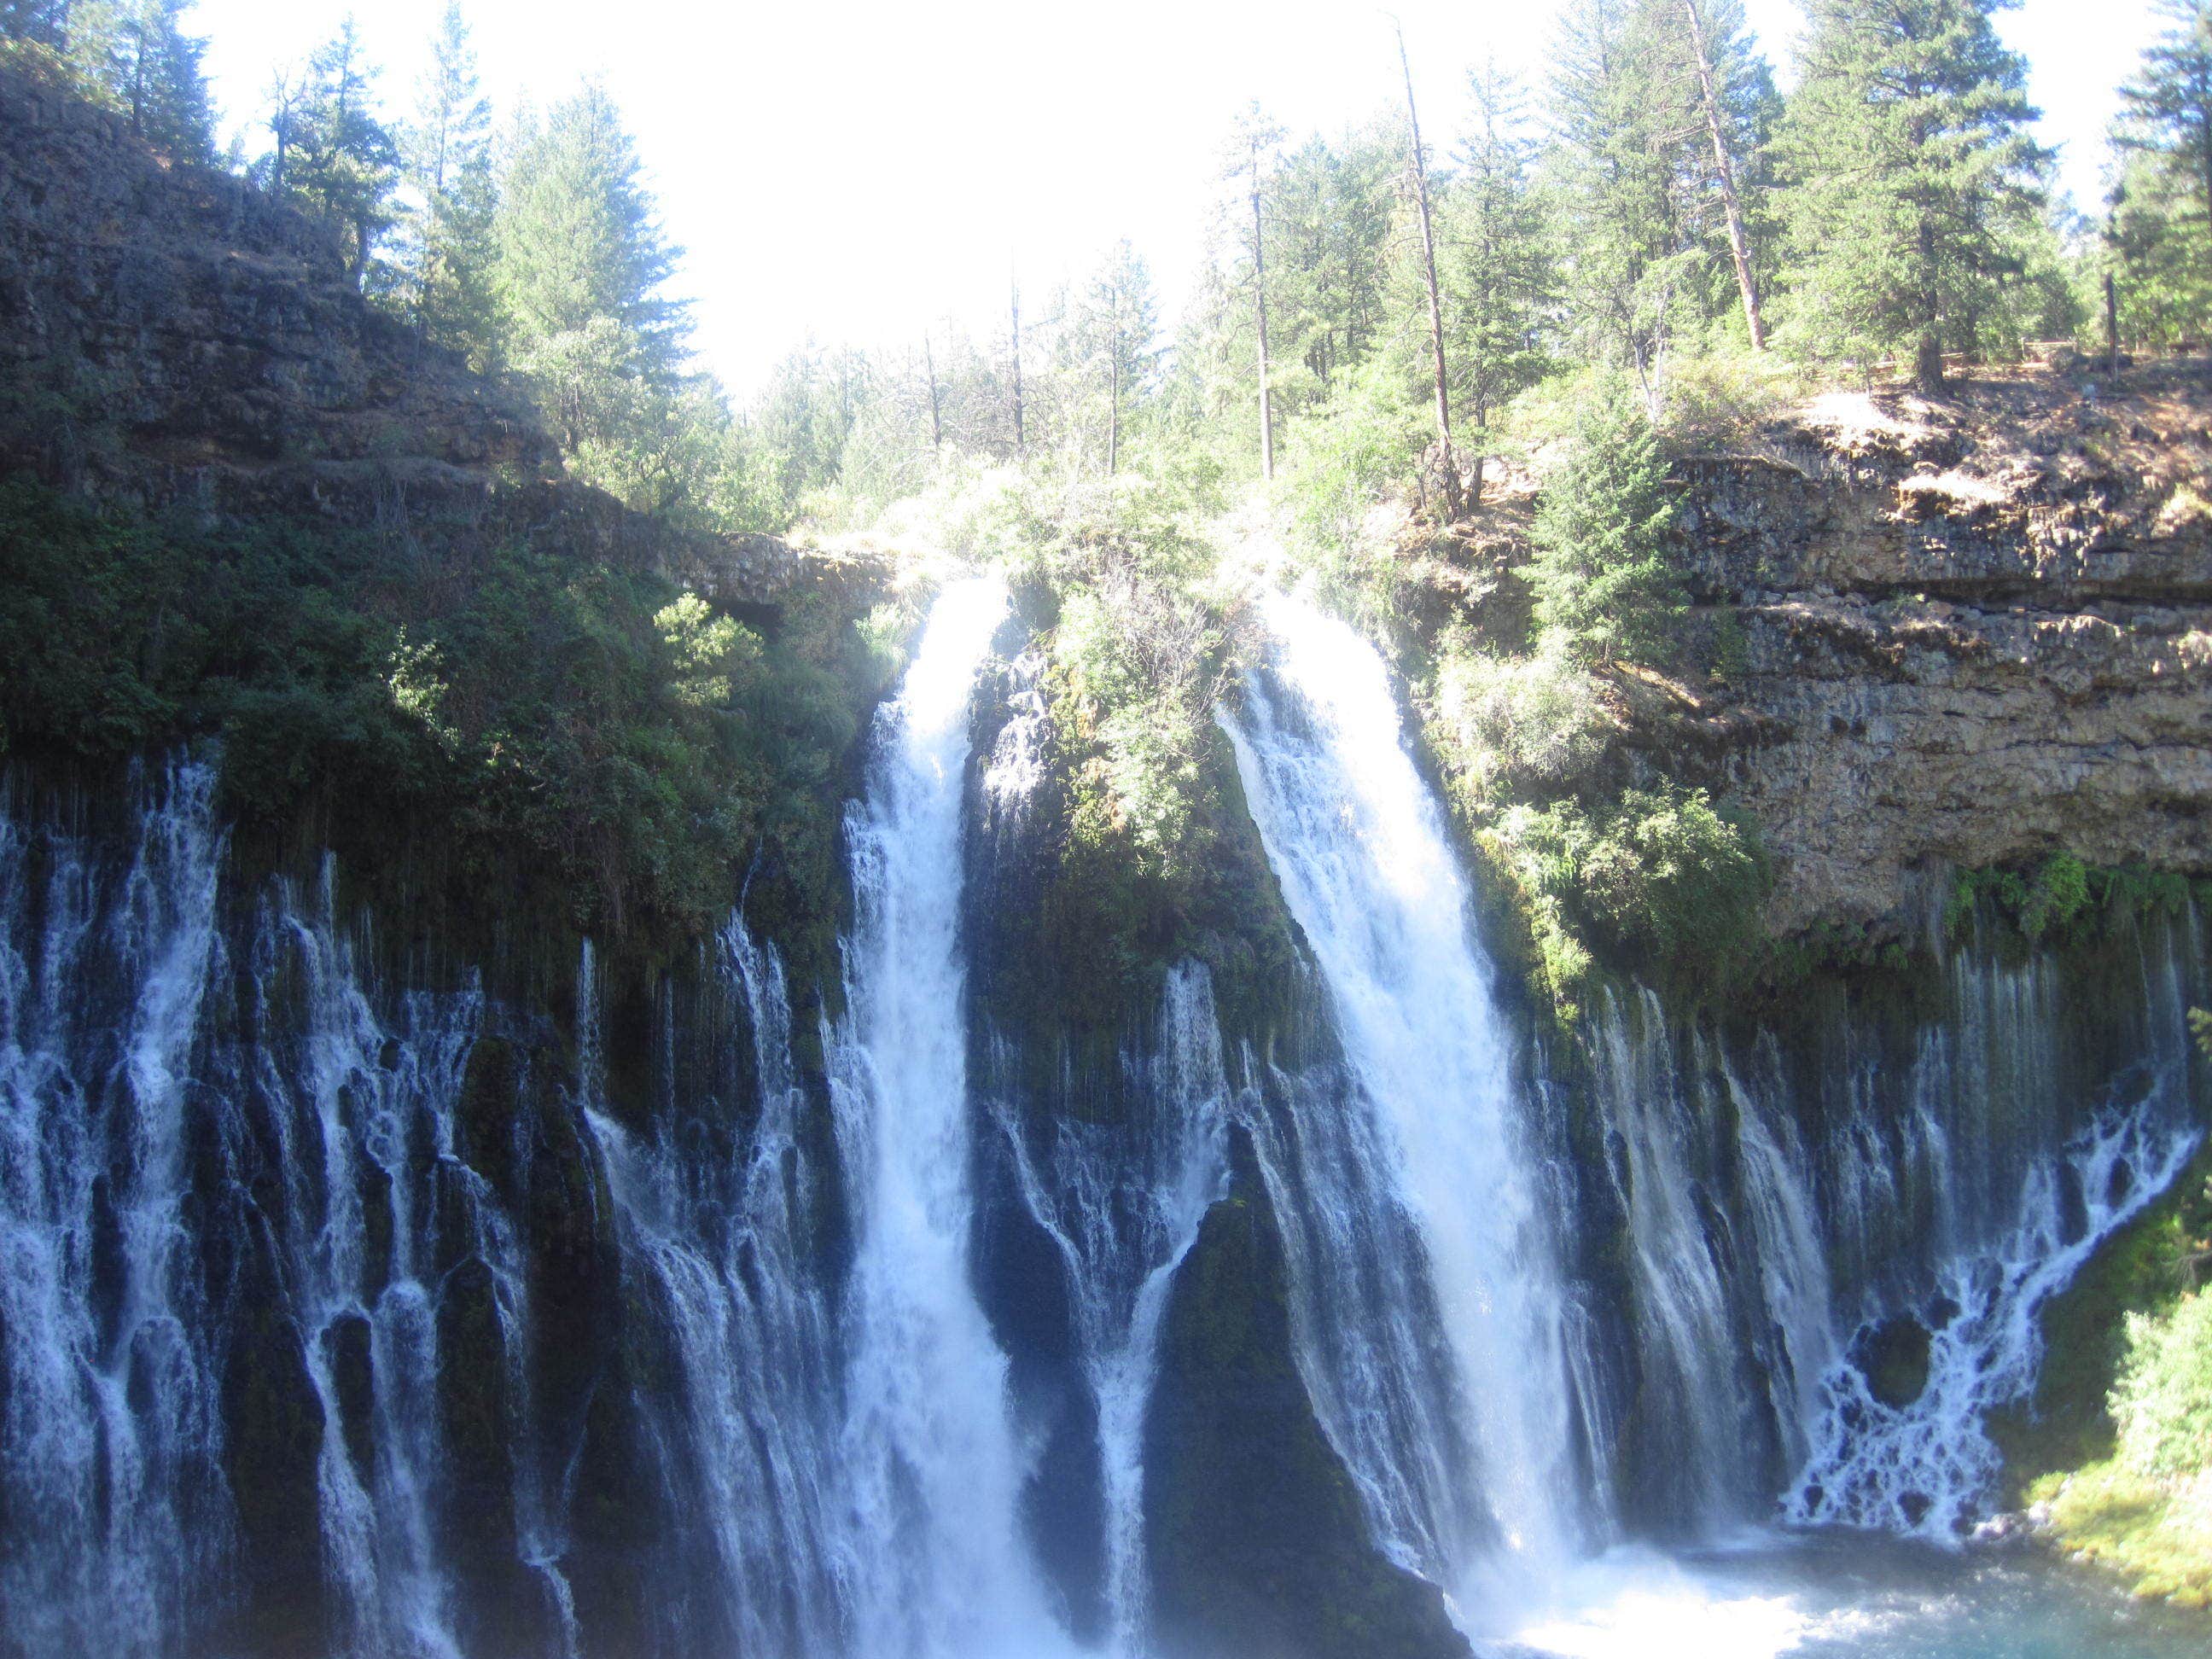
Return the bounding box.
[1493,1533,2206,1659]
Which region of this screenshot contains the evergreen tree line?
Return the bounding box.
[3,2,777,533]
[5,0,2211,538]
[767,0,2212,529]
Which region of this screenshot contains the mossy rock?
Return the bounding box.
[219,1290,328,1658]
[1144,1135,1471,1659]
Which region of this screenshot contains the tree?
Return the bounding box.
[1229,105,1285,480]
[3,1,215,162]
[1069,239,1161,474]
[1678,0,1767,347]
[1527,378,1683,666]
[387,3,499,362]
[1774,0,2049,389]
[2108,2,2212,341]
[1437,61,1557,494]
[286,17,400,284]
[1395,20,1460,519]
[493,84,685,392]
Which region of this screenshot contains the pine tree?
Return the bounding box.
[1437,61,1556,487]
[2109,1,2212,341]
[492,84,685,391]
[388,3,499,363]
[1774,0,2049,389]
[287,17,400,285]
[1069,239,1162,474]
[3,1,214,161]
[1528,377,1684,666]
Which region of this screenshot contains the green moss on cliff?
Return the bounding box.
[0,474,888,982]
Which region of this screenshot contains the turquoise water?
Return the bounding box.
[1492,1534,2208,1658]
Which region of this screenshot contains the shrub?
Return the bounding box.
[1483,783,1771,1000]
[1526,378,1685,667]
[2112,1290,2212,1484]
[1428,630,1611,815]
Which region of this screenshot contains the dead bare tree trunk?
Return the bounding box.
[1010,274,1027,461]
[1249,137,1275,482]
[1683,0,1767,352]
[1396,22,1461,520]
[925,333,943,454]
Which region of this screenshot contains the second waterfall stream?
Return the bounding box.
[1225,591,1588,1626]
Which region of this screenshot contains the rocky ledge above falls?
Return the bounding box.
[1417,366,2212,939]
[0,65,885,618]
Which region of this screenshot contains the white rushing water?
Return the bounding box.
[0,760,498,1658]
[992,960,1232,1652]
[1225,591,1583,1620]
[826,576,1074,1658]
[585,921,846,1655]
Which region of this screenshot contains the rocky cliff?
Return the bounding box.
[0,65,876,618]
[1419,367,2212,940]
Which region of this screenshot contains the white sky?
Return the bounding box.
[188,0,2158,397]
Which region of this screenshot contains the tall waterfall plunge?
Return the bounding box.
[825,576,1078,1658]
[1225,592,1588,1622]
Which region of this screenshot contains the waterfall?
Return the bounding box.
[0,760,232,1657]
[990,961,1232,1653]
[0,760,495,1658]
[584,922,846,1655]
[1782,934,2206,1539]
[1224,592,1583,1616]
[825,576,1074,1657]
[1581,923,2207,1548]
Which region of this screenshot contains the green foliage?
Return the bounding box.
[3,0,216,162]
[1435,60,1555,440]
[1483,784,1770,1004]
[2113,1289,2212,1482]
[1284,357,1425,557]
[492,84,684,377]
[0,474,875,948]
[1773,0,2052,387]
[381,2,500,364]
[2011,1138,2212,1608]
[2105,3,2212,346]
[1426,631,1610,814]
[1526,379,1685,666]
[1947,855,2203,945]
[274,16,400,282]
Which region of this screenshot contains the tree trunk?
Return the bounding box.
[926,335,943,454]
[2105,271,2121,375]
[1917,219,1944,391]
[1250,140,1274,482]
[1010,277,1026,462]
[1397,24,1460,520]
[1109,352,1121,475]
[1683,0,1767,351]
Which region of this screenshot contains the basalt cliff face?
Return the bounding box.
[1684,377,2212,934]
[1424,371,2212,937]
[0,66,870,614]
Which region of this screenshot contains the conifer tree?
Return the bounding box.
[1549,0,1692,394]
[493,84,684,387]
[1437,61,1556,491]
[3,1,215,161]
[1774,0,2048,388]
[1070,239,1161,474]
[286,17,399,284]
[2107,1,2212,341]
[389,3,499,363]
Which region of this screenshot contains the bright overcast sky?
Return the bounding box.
[188,0,2157,398]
